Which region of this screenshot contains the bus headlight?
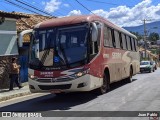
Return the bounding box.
[71,69,90,78]
[29,74,38,80]
[76,72,83,77]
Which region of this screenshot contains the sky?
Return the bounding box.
[0,0,160,27]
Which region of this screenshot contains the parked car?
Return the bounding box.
[140,61,154,73]
[151,61,157,70]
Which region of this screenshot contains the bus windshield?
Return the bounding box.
[29,23,89,70]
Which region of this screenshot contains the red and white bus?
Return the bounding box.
[20,15,140,94]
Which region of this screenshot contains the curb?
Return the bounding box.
[0,91,31,102]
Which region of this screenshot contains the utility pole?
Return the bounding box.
[142,19,151,60]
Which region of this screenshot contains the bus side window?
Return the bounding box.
[122,33,127,49]
[104,25,109,47]
[134,39,138,51]
[130,37,133,51]
[131,38,135,51]
[119,32,123,49]
[125,35,128,50]
[108,27,113,47]
[111,29,116,47]
[114,30,120,48]
[126,36,131,50]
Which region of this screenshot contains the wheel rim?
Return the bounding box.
[101,74,108,93]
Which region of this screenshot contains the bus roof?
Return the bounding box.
[35,15,137,39]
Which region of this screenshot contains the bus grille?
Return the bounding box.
[37,77,73,83]
[38,84,71,90]
[37,79,51,83]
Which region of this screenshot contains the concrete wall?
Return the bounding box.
[0,18,18,56]
[0,18,19,89]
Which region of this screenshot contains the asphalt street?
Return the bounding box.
[0,68,160,120]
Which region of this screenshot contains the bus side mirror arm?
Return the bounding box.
[91,22,98,42]
[19,29,33,47]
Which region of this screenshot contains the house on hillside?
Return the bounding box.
[0,11,29,56]
[0,11,55,89]
[139,47,158,61]
[0,11,29,89]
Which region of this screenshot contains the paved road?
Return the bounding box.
[1,68,160,120]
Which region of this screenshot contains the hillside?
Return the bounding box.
[123,21,160,35]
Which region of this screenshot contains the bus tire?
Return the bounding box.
[126,67,133,83]
[95,71,110,95]
[153,68,155,72]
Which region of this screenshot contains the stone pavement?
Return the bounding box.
[0,83,31,102]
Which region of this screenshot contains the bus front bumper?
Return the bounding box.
[29,74,102,93]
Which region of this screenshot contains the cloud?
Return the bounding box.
[91,0,160,27]
[91,9,109,17]
[68,10,82,16]
[63,4,70,7]
[43,0,61,13]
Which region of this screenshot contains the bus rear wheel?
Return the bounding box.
[95,72,110,95]
[126,67,133,83]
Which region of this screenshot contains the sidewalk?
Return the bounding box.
[0,83,31,102]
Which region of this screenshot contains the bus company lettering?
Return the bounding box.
[40,72,53,77]
[112,52,122,59]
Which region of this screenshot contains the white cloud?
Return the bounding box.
[68,10,82,16]
[91,0,160,27]
[44,0,61,13]
[63,4,70,7]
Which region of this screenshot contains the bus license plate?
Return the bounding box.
[50,89,63,93]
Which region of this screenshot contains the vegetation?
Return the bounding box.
[130,31,143,40]
[130,31,160,42]
[148,32,159,41]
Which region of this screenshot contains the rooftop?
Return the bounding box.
[0,11,55,32]
[16,12,54,32]
[0,11,29,19]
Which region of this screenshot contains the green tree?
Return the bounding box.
[148,32,159,41]
[130,31,143,40]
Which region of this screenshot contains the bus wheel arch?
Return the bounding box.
[95,67,110,95]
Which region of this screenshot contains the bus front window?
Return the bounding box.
[29,23,89,70]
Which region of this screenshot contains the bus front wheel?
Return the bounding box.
[95,72,110,95]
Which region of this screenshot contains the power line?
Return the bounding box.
[4,0,44,15]
[17,0,65,17]
[75,0,95,15]
[85,0,133,7]
[0,2,10,11]
[15,0,55,17]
